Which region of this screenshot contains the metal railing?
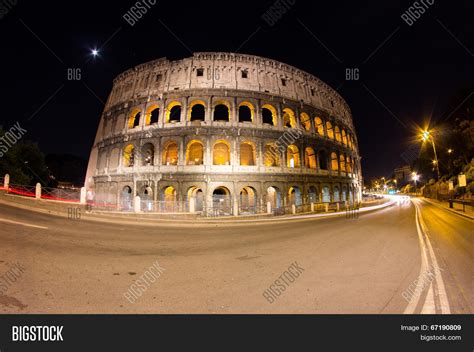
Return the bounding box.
[7,184,36,198]
[41,187,81,202]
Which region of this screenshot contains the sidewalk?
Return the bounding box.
[422,197,474,220]
[0,191,395,226]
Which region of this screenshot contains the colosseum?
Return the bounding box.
[85,52,363,216]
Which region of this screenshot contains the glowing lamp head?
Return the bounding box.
[91,49,99,57]
[421,131,430,142]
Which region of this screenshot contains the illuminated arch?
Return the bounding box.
[162,140,178,165]
[326,121,334,139]
[283,108,297,128]
[239,186,258,213]
[165,101,182,123]
[331,152,339,171]
[238,101,254,122]
[335,126,342,142]
[187,186,204,212]
[186,140,204,165]
[339,154,346,172]
[145,104,160,126]
[128,108,141,129]
[287,145,300,168]
[261,104,277,126]
[266,186,282,209]
[264,143,280,167]
[288,186,303,206]
[213,140,231,165]
[187,100,206,121]
[300,113,311,131]
[160,186,176,208]
[314,117,324,136]
[342,129,348,145]
[123,144,135,167]
[346,156,352,173]
[240,141,256,166]
[304,147,317,169]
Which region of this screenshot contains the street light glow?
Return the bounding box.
[421,130,430,142]
[91,49,99,57]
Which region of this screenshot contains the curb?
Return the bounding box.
[421,198,474,221]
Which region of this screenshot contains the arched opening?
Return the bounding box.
[212,187,232,215]
[213,141,230,165]
[264,143,280,167]
[169,106,181,123]
[304,147,317,169]
[288,186,303,206]
[121,186,133,210]
[346,156,352,173]
[261,104,277,126]
[240,142,256,166]
[342,185,347,202]
[190,104,205,121]
[322,186,331,203]
[123,144,135,167]
[213,103,230,121]
[335,126,342,142]
[267,186,282,209]
[339,154,346,172]
[162,141,178,165]
[283,108,296,128]
[349,186,354,203]
[238,102,253,122]
[318,150,328,170]
[187,100,206,122]
[165,102,182,123]
[315,117,324,136]
[300,113,311,131]
[162,186,177,212]
[239,186,257,214]
[307,186,318,203]
[187,187,204,212]
[140,186,153,212]
[186,140,204,165]
[342,129,348,145]
[333,186,340,202]
[128,111,141,129]
[331,152,339,171]
[348,135,353,149]
[145,105,160,126]
[141,143,154,166]
[326,121,334,139]
[287,145,300,168]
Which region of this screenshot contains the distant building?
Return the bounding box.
[394,165,412,184]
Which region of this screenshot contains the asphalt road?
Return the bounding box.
[0,197,471,314]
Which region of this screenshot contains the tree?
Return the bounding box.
[0,128,51,186]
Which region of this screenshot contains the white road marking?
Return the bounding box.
[0,218,48,229]
[404,200,450,314]
[421,284,435,314]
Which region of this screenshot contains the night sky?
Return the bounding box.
[1,0,472,180]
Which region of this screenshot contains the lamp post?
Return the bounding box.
[412,172,420,192]
[421,130,440,180]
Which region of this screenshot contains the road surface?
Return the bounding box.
[0,197,471,313]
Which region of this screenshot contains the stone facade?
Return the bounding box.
[85,52,363,215]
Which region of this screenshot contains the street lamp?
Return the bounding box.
[421,130,440,180]
[412,172,420,189]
